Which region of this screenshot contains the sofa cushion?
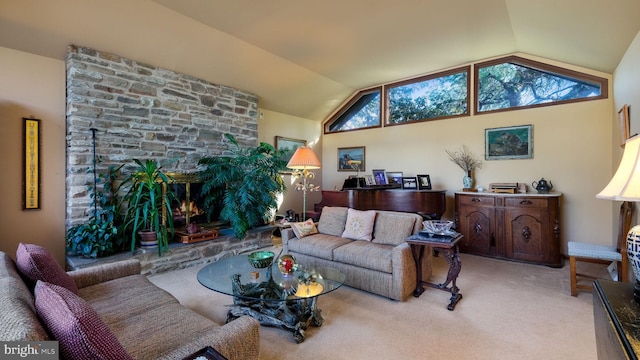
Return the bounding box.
[16,243,78,294]
[342,208,377,241]
[333,241,394,273]
[317,206,348,236]
[0,252,49,341]
[291,218,318,239]
[372,212,418,245]
[286,234,353,260]
[34,281,132,360]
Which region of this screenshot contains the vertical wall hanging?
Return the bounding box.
[23,117,41,210]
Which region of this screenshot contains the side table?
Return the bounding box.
[406,233,463,311]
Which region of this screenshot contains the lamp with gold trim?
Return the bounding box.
[597,134,640,302]
[287,146,321,220]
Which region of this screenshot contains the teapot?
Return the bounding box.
[532,178,553,194]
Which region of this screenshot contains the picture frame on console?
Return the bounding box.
[372,169,387,185]
[417,174,432,190]
[364,175,375,185]
[386,171,403,185]
[338,146,366,172]
[402,177,418,189]
[485,124,533,160]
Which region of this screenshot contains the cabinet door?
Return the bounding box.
[458,203,495,256]
[504,207,548,263]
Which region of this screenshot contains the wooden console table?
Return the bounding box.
[406,233,463,311]
[593,279,640,359]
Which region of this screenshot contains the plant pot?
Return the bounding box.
[138,231,158,250]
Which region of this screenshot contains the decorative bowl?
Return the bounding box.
[247,251,275,269]
[278,254,298,276]
[422,220,454,235]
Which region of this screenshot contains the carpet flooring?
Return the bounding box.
[149,246,603,360]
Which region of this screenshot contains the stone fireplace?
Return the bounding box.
[65,45,259,229]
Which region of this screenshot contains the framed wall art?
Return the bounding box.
[275,136,306,173]
[23,117,41,210]
[338,146,365,171]
[372,169,387,185]
[485,124,533,160]
[417,174,432,190]
[618,104,630,147]
[402,177,418,189]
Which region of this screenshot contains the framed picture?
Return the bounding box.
[338,146,365,171]
[386,171,403,185]
[402,177,418,189]
[618,104,630,147]
[485,124,533,160]
[275,136,306,173]
[364,175,375,185]
[417,174,432,190]
[23,117,41,210]
[372,169,387,185]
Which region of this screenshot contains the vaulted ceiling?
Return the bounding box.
[1,0,639,121]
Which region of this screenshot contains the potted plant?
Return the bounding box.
[66,164,126,258]
[198,134,289,239]
[122,159,177,256]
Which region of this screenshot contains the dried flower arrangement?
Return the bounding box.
[446,146,483,173]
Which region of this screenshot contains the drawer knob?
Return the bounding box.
[522,226,531,241]
[472,198,481,202]
[519,200,532,205]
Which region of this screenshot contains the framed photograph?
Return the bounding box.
[386,171,403,185]
[417,174,432,190]
[402,177,418,189]
[23,117,41,210]
[338,146,365,171]
[618,104,630,147]
[372,169,387,185]
[364,175,375,185]
[485,124,533,160]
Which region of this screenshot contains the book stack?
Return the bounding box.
[489,183,518,193]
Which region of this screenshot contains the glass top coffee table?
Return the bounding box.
[197,252,345,342]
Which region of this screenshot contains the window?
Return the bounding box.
[386,66,469,125]
[325,87,381,134]
[475,56,607,114]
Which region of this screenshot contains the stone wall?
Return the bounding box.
[65,45,259,227]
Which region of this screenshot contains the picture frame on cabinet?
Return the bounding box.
[402,177,418,189]
[372,169,387,185]
[417,174,432,190]
[386,172,403,185]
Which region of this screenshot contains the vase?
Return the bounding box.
[462,171,473,189]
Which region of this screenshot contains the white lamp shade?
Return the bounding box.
[287,146,321,170]
[597,135,640,201]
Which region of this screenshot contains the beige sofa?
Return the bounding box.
[0,249,260,360]
[282,206,431,301]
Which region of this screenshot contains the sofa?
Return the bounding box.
[282,206,431,301]
[0,243,260,360]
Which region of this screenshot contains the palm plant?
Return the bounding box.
[122,159,177,255]
[198,134,289,239]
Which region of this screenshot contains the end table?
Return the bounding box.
[406,233,463,311]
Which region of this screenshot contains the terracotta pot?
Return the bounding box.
[138,231,158,250]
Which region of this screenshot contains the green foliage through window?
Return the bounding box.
[476,56,607,113]
[387,67,469,124]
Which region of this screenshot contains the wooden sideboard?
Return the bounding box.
[593,280,639,359]
[454,191,562,267]
[315,189,447,219]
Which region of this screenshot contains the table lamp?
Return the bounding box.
[597,134,640,301]
[287,146,321,220]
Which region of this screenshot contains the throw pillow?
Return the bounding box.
[34,281,133,360]
[291,218,319,239]
[341,208,377,241]
[16,243,78,294]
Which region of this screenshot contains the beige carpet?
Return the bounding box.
[149,247,603,360]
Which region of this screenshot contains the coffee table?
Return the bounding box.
[197,252,345,343]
